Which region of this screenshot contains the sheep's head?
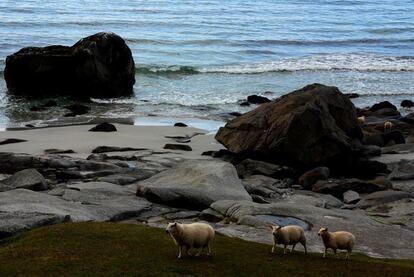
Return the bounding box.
[166,222,179,235]
[269,225,282,236]
[318,227,328,236]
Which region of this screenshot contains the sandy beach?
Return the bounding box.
[0,123,223,159]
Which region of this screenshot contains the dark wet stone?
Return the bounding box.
[0,138,27,145]
[345,93,360,99]
[44,149,75,154]
[173,122,187,127]
[91,146,146,154]
[247,95,271,104]
[401,100,414,108]
[163,144,192,151]
[88,123,117,132]
[4,32,135,98]
[369,101,397,112]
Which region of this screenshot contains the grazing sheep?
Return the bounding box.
[384,121,393,132]
[318,227,355,259]
[269,225,307,254]
[165,222,215,259]
[357,116,365,125]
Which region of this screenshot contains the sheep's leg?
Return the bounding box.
[323,248,327,258]
[334,249,338,258]
[291,244,296,253]
[271,241,276,253]
[346,250,351,260]
[195,247,204,257]
[178,245,183,259]
[302,242,307,254]
[283,245,287,254]
[186,246,192,256]
[207,242,212,256]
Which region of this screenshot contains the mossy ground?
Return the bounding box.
[0,222,412,276]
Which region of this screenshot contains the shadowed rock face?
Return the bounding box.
[4,32,135,98]
[215,84,363,169]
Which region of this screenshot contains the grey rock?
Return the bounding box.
[312,177,391,197]
[242,175,292,198]
[236,159,294,179]
[97,174,138,185]
[136,160,251,209]
[298,167,330,189]
[0,169,48,191]
[365,199,414,231]
[354,190,413,209]
[343,190,360,204]
[389,159,414,180]
[0,211,68,238]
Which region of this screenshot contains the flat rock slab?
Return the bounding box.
[201,199,414,259]
[0,185,151,237]
[137,160,251,209]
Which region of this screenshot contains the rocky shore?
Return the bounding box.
[0,84,413,260]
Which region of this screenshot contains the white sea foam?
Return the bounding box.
[199,54,414,74]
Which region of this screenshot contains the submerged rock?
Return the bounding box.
[401,100,414,108]
[247,95,271,104]
[216,84,363,170]
[4,32,135,98]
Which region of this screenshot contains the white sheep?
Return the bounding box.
[165,222,215,259]
[357,116,365,125]
[269,225,307,254]
[318,227,355,259]
[384,121,393,132]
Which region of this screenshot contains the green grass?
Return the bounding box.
[0,222,412,277]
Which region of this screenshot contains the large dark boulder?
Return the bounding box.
[4,32,135,98]
[369,101,397,112]
[215,84,363,169]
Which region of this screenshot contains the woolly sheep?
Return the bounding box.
[165,222,215,259]
[384,121,393,132]
[357,116,365,125]
[318,227,355,259]
[269,225,307,254]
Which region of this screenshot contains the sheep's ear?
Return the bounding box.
[173,222,177,227]
[276,226,282,230]
[269,225,274,230]
[325,228,328,232]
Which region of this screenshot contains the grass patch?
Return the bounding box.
[0,222,412,276]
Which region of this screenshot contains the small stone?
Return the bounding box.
[343,190,360,204]
[88,123,117,132]
[174,122,187,127]
[0,138,27,145]
[163,144,192,151]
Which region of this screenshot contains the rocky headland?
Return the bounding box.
[0,83,413,260]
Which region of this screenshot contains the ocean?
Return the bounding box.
[1,0,414,128]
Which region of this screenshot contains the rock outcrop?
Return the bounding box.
[4,32,135,98]
[216,84,363,170]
